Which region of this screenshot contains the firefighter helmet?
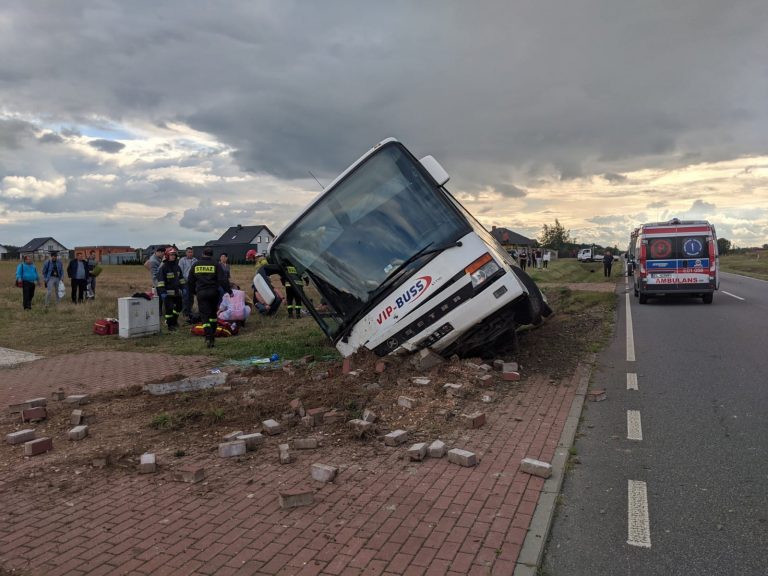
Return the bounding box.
[246,249,258,261]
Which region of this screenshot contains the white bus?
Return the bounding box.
[269,138,551,358]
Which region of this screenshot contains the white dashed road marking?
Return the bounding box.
[625,293,635,361]
[627,410,643,441]
[721,291,745,301]
[627,372,638,391]
[628,480,652,548]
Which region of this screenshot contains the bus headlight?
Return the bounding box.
[466,253,501,288]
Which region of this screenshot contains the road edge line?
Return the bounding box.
[513,358,593,575]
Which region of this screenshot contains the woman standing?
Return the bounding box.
[15,255,42,310]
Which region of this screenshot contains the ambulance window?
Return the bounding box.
[648,238,673,259]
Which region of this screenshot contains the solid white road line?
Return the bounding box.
[625,293,635,361]
[627,372,638,391]
[721,291,745,301]
[628,480,652,548]
[627,410,643,441]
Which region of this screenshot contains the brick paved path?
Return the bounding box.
[1,352,582,576]
[0,351,213,405]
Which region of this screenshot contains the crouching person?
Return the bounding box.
[218,285,250,325]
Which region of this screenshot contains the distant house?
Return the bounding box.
[489,226,535,252]
[75,245,138,264]
[200,224,276,263]
[0,245,8,260]
[19,237,68,261]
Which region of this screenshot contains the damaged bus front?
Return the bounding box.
[269,138,551,358]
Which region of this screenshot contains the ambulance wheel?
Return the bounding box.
[702,293,713,304]
[638,293,648,304]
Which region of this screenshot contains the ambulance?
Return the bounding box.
[631,219,719,304]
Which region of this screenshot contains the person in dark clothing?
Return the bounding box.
[156,247,186,331]
[188,247,231,348]
[603,251,614,277]
[281,262,306,319]
[67,252,90,304]
[519,250,528,271]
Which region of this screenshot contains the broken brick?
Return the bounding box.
[68,425,89,441]
[447,448,477,467]
[362,409,377,423]
[311,463,338,483]
[237,433,264,451]
[218,440,246,458]
[502,370,521,382]
[262,419,282,435]
[172,466,205,483]
[428,440,447,458]
[461,412,486,429]
[139,453,157,474]
[397,396,418,409]
[223,430,244,441]
[20,406,47,422]
[279,488,314,509]
[348,419,373,437]
[384,430,409,446]
[305,408,326,425]
[323,410,345,424]
[407,443,428,461]
[70,410,84,426]
[520,457,553,479]
[8,397,47,414]
[6,429,35,445]
[293,438,319,450]
[24,437,53,456]
[279,444,293,464]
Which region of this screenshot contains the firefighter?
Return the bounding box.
[156,247,185,331]
[188,247,231,348]
[281,262,305,319]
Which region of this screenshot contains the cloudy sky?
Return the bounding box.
[1,1,767,251]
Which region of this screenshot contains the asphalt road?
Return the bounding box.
[542,271,768,576]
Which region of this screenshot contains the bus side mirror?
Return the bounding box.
[420,156,450,186]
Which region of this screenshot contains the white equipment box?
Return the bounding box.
[118,297,161,338]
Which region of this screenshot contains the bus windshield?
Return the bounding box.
[271,142,469,337]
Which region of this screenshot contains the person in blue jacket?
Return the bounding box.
[15,254,42,310]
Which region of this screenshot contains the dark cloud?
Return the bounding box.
[38,132,64,144]
[603,172,628,184]
[88,139,125,154]
[494,183,527,198]
[0,118,36,149]
[647,200,668,209]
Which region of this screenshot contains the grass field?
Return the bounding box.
[1,257,620,361]
[718,251,768,281]
[525,257,623,284]
[0,262,336,361]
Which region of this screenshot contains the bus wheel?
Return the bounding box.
[639,293,648,304]
[702,293,713,304]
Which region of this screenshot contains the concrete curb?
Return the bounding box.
[514,359,593,575]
